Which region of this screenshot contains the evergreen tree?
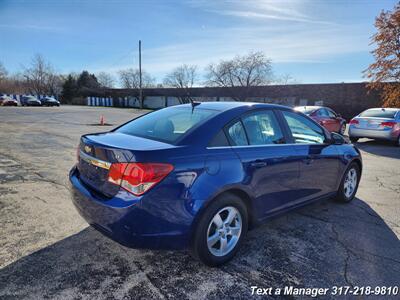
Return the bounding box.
[61,74,77,103]
[77,71,100,90]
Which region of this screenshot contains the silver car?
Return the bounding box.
[348,108,400,146]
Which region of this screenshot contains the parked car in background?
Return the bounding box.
[41,96,60,107]
[21,95,41,106]
[0,95,9,105]
[70,102,362,266]
[0,96,18,106]
[294,106,347,135]
[349,108,400,146]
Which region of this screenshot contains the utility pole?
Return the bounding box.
[138,40,143,109]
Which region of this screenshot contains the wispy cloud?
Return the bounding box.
[92,23,368,78]
[0,23,64,32]
[210,10,334,25]
[190,0,334,25]
[88,1,370,82]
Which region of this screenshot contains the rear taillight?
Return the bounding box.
[381,121,396,128]
[349,119,359,125]
[108,162,174,196]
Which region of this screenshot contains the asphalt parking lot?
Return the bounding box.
[0,105,399,299]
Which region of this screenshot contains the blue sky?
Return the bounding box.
[0,0,397,85]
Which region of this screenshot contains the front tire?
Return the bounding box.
[335,162,360,203]
[191,193,248,267]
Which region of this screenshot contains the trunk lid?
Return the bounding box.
[353,117,395,130]
[77,132,174,197]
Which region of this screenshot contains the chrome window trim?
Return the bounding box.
[206,142,328,150]
[79,150,111,170]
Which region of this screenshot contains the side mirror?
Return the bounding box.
[330,132,345,145]
[336,113,342,118]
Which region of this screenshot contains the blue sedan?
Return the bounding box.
[69,102,362,266]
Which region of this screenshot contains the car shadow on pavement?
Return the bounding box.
[355,139,400,159]
[1,198,399,299]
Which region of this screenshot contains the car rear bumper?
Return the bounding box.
[349,126,398,141]
[69,166,189,249]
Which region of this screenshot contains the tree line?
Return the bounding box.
[0,51,295,104]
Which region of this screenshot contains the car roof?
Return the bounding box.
[365,107,400,111]
[295,105,322,109]
[176,101,291,112]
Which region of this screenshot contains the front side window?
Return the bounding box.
[282,111,326,144]
[242,111,284,145]
[116,107,218,144]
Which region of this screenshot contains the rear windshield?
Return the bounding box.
[294,107,318,115]
[359,109,397,119]
[115,106,218,144]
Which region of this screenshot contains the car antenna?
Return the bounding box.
[189,97,200,113]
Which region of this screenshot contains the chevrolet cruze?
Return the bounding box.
[69,102,362,266]
[349,108,400,146]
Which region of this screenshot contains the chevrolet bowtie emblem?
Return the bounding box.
[84,145,92,153]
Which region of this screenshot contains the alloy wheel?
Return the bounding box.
[206,206,242,257]
[344,168,357,198]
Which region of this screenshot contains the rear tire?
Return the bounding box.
[191,193,248,267]
[335,162,360,203]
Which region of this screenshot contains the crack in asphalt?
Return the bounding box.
[0,152,68,189]
[330,224,354,287]
[351,202,400,228]
[32,171,68,189]
[298,211,400,272]
[374,175,400,194]
[125,251,167,299]
[294,211,355,286]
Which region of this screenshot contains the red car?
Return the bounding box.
[0,96,18,106]
[295,106,346,135]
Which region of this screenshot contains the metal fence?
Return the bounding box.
[85,96,319,109]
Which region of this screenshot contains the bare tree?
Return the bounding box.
[118,68,155,89]
[163,64,198,103]
[277,73,299,85]
[164,64,197,88]
[0,61,7,82]
[97,71,115,88]
[22,54,62,95]
[205,51,274,100]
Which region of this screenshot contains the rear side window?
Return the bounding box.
[209,130,229,147]
[116,107,218,144]
[317,109,329,117]
[282,111,325,144]
[327,109,337,118]
[242,111,284,145]
[227,121,248,146]
[359,109,397,118]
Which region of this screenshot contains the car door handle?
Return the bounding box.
[250,161,267,168]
